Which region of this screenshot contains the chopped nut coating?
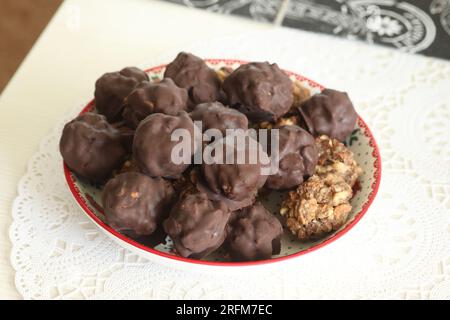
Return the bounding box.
[315,135,363,187]
[281,174,352,241]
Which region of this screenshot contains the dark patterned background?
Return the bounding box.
[163,0,450,60]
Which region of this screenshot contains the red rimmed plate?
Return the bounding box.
[64,59,381,270]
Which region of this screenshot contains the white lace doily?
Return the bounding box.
[10,29,450,299]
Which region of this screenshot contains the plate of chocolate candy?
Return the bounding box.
[60,52,381,269]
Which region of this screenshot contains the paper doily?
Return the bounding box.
[10,29,450,299]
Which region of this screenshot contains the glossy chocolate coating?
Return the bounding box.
[196,176,256,212]
[163,192,230,258]
[60,112,127,183]
[265,125,318,190]
[198,136,268,210]
[122,78,188,129]
[297,88,357,141]
[163,52,221,106]
[226,203,283,261]
[223,62,293,122]
[102,172,175,236]
[133,111,198,178]
[189,101,248,137]
[94,67,149,122]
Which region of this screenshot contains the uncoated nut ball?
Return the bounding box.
[315,135,363,187]
[280,173,353,241]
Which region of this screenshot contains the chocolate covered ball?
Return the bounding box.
[223,62,293,122]
[133,111,198,178]
[189,101,248,139]
[102,172,175,236]
[122,78,188,129]
[265,125,318,190]
[197,136,269,210]
[119,67,149,82]
[164,52,221,106]
[226,203,283,261]
[60,112,127,183]
[297,88,357,141]
[163,192,230,258]
[95,67,149,122]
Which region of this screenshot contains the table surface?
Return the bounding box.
[0,0,269,299]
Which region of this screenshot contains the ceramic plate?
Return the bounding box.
[64,59,381,270]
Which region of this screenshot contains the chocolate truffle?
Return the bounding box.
[133,111,198,178]
[102,172,175,236]
[223,62,293,122]
[226,203,283,261]
[163,52,221,106]
[122,78,188,129]
[60,112,127,183]
[197,136,269,210]
[265,125,318,190]
[297,88,357,141]
[163,192,230,258]
[94,67,149,122]
[189,101,248,137]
